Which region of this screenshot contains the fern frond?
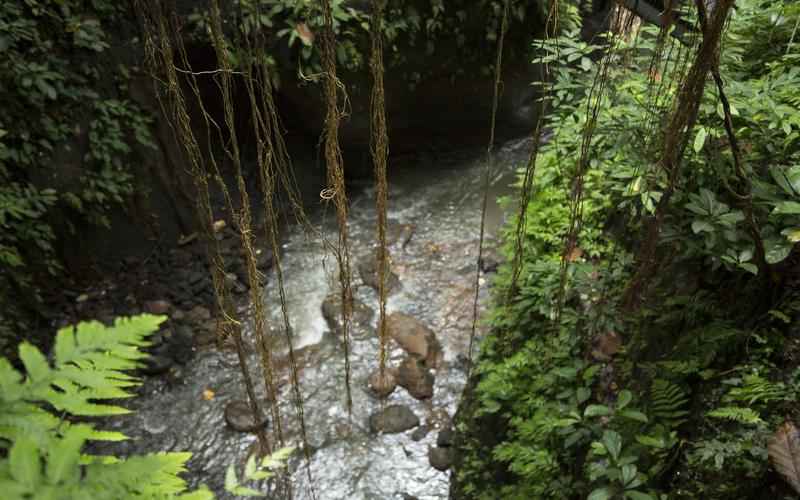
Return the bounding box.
[707,406,764,425]
[724,374,788,406]
[649,379,690,428]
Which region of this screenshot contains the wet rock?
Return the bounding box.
[387,312,443,368]
[396,357,434,400]
[225,273,248,294]
[167,326,195,364]
[428,446,454,471]
[186,270,205,286]
[224,400,269,433]
[321,293,374,339]
[256,249,274,270]
[143,300,171,315]
[479,254,500,274]
[140,354,173,375]
[437,426,455,447]
[387,222,416,249]
[186,305,211,323]
[357,254,400,293]
[411,425,431,442]
[367,368,397,398]
[368,405,420,434]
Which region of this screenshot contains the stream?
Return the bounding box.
[98,137,534,499]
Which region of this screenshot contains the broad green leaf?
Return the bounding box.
[691,220,714,234]
[602,430,622,461]
[619,410,649,423]
[739,263,758,275]
[766,238,792,264]
[636,434,666,449]
[617,390,633,410]
[588,487,613,500]
[774,201,800,214]
[693,127,707,153]
[782,227,800,243]
[625,491,656,500]
[621,464,637,485]
[577,387,591,404]
[584,405,611,418]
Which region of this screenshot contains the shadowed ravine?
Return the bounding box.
[94,138,533,499]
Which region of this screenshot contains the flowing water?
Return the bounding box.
[99,137,534,499]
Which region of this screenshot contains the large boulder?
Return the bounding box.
[386,312,443,368]
[396,356,435,400]
[368,405,420,434]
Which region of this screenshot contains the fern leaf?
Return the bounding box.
[707,406,763,425]
[769,421,800,494]
[650,379,689,427]
[46,424,93,484]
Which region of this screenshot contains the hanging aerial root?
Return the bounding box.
[554,5,636,324]
[506,0,562,303]
[318,0,355,419]
[467,0,511,376]
[368,0,391,391]
[693,0,770,282]
[132,0,270,453]
[206,2,289,484]
[237,0,317,495]
[622,0,736,310]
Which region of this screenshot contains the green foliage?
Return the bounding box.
[456,1,800,499]
[0,0,155,320]
[188,0,581,86]
[224,447,293,497]
[0,314,212,499]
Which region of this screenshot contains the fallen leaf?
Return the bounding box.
[567,247,583,262]
[296,23,314,46]
[769,421,800,494]
[202,389,215,401]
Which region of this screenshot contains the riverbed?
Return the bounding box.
[96,137,533,499]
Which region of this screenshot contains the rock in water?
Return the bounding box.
[387,312,443,368]
[357,254,401,293]
[367,368,397,398]
[321,293,374,339]
[368,405,420,434]
[411,425,431,442]
[428,446,454,471]
[143,300,171,315]
[437,425,455,447]
[139,354,173,376]
[224,400,269,433]
[396,356,435,400]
